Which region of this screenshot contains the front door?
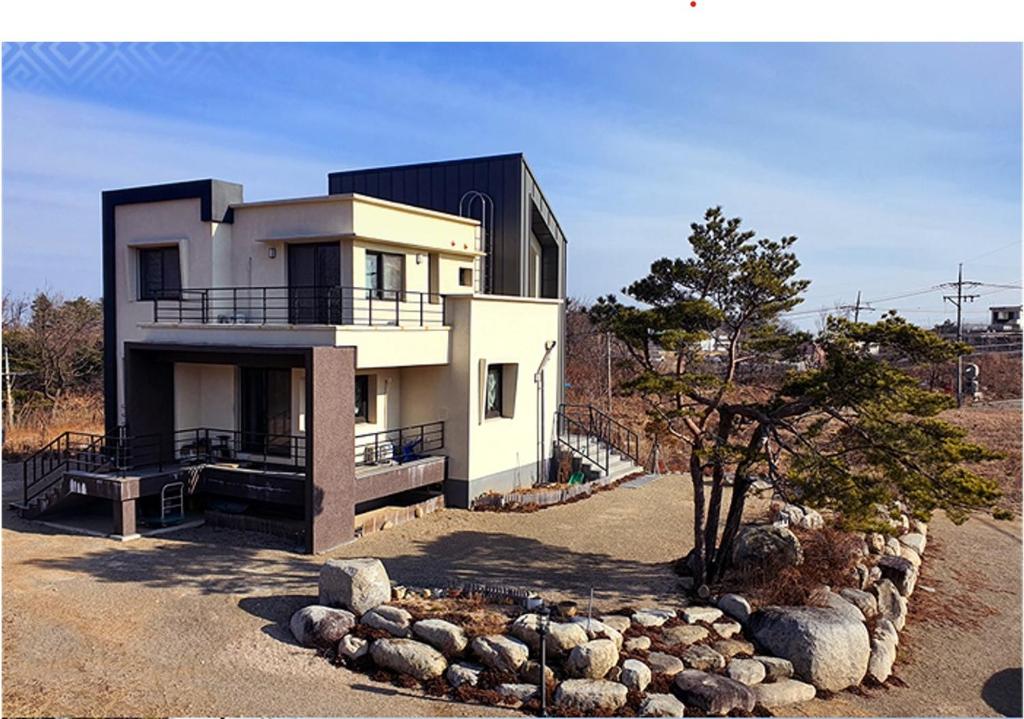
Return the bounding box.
[288,242,341,323]
[240,367,292,457]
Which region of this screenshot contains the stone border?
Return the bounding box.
[471,471,644,512]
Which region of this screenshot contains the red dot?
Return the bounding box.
[690,1,696,5]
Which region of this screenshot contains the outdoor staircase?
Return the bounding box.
[555,404,645,482]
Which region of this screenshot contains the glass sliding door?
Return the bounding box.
[240,367,292,457]
[288,242,341,324]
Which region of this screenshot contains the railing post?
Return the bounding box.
[232,287,238,323]
[420,292,424,326]
[153,299,158,323]
[369,292,373,326]
[395,291,400,326]
[398,428,404,463]
[262,287,268,324]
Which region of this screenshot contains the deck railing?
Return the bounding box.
[172,427,307,470]
[150,285,446,327]
[355,421,445,467]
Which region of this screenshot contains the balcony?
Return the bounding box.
[149,285,446,327]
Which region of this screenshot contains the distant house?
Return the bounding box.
[16,154,639,552]
[989,305,1021,331]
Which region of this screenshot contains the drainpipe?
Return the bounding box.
[534,341,557,485]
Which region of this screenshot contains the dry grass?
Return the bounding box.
[942,404,1022,513]
[2,392,103,457]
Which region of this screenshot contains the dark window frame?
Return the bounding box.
[459,267,473,287]
[355,375,370,422]
[485,364,503,419]
[137,245,182,301]
[365,250,404,300]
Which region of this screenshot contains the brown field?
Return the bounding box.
[1,392,104,458]
[944,402,1023,513]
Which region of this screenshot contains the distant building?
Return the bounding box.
[989,305,1021,331]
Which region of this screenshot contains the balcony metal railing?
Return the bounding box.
[355,421,445,467]
[150,285,446,327]
[172,427,306,470]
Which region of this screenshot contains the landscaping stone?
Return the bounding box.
[446,661,483,688]
[727,657,766,686]
[754,655,794,681]
[873,579,909,631]
[369,638,447,680]
[361,605,412,637]
[777,504,805,526]
[900,544,922,567]
[632,608,676,627]
[471,635,530,673]
[681,605,724,624]
[674,669,756,716]
[877,555,919,597]
[717,593,752,624]
[681,644,726,671]
[566,639,620,679]
[823,591,865,622]
[625,635,652,652]
[639,693,687,717]
[911,519,928,536]
[867,532,886,554]
[647,651,686,676]
[520,660,555,686]
[554,679,628,713]
[712,638,755,659]
[338,634,369,661]
[752,678,817,708]
[570,617,624,649]
[712,620,742,639]
[884,536,902,556]
[799,507,824,530]
[867,619,900,683]
[510,614,588,654]
[289,605,356,649]
[899,532,927,556]
[663,624,710,646]
[412,619,468,654]
[621,658,652,691]
[497,683,539,705]
[319,558,391,616]
[733,525,803,571]
[600,615,632,633]
[748,606,870,691]
[839,587,878,619]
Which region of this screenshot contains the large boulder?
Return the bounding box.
[554,679,628,714]
[877,555,919,597]
[471,635,530,673]
[639,693,687,717]
[566,639,619,679]
[621,658,652,691]
[674,669,756,716]
[510,614,588,654]
[369,638,447,680]
[747,606,869,691]
[361,605,412,637]
[412,619,468,655]
[873,578,909,631]
[717,593,752,624]
[289,605,355,649]
[752,678,817,708]
[733,525,803,571]
[319,558,391,615]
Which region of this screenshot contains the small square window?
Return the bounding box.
[459,267,473,287]
[138,246,181,300]
[485,365,503,418]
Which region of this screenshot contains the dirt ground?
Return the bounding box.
[2,453,1021,716]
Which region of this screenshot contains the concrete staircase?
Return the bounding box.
[563,433,643,481]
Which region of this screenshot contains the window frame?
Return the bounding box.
[354,375,370,423]
[459,267,473,288]
[365,250,405,300]
[137,245,182,301]
[485,364,504,419]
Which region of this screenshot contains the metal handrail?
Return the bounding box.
[558,403,640,464]
[150,284,447,327]
[171,427,306,470]
[355,420,445,467]
[555,411,609,475]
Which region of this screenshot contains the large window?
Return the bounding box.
[138,246,181,300]
[365,251,404,300]
[485,365,504,418]
[355,375,370,422]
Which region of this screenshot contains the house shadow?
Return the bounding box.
[982,667,1023,717]
[238,592,316,645]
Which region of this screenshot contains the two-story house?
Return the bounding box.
[17,155,636,553]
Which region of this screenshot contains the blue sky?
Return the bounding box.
[3,42,1021,328]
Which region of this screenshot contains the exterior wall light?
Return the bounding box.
[416,253,425,264]
[268,246,277,259]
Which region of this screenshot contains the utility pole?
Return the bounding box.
[2,346,13,427]
[941,263,981,407]
[838,290,874,322]
[606,331,612,412]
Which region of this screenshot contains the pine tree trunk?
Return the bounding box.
[689,444,707,586]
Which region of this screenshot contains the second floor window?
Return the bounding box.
[138,246,181,300]
[365,251,403,300]
[355,375,369,422]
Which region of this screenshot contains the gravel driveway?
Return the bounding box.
[2,460,1020,717]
